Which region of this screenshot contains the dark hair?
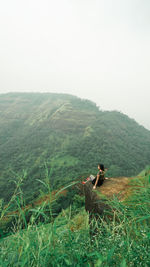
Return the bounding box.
[98,164,104,171]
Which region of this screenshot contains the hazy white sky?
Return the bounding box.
[0,0,150,129]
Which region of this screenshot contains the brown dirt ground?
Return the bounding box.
[97,177,133,201]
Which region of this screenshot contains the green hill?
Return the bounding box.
[0,92,150,203]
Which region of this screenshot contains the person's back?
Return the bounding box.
[92,164,105,187]
[97,169,105,185]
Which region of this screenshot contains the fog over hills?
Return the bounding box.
[0,1,150,130]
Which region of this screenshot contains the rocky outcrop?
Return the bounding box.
[83,177,131,219]
[84,181,110,220]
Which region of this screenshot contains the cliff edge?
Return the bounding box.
[83,177,131,220]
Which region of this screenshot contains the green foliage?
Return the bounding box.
[72,194,85,210]
[106,165,122,177]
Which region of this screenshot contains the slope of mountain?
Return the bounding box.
[0,92,150,203]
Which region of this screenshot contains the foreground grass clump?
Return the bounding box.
[0,173,150,266]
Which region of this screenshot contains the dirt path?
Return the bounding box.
[98,177,132,201]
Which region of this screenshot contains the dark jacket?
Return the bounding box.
[92,170,105,186]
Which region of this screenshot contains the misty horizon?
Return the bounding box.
[0,0,150,130]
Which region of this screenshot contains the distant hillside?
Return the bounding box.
[0,92,150,203]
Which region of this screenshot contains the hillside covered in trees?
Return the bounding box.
[0,92,150,204]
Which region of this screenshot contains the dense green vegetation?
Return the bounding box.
[0,167,150,266]
[0,92,150,205]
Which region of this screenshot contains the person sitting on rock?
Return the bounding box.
[82,163,107,189]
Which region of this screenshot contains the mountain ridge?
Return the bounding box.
[0,92,150,204]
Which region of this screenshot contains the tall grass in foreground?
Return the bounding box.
[0,173,150,266]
